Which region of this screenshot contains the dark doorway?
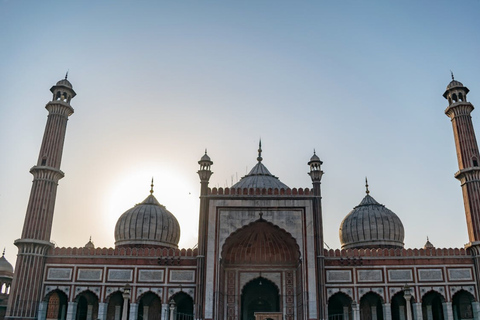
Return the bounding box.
[172,292,194,319]
[241,277,279,320]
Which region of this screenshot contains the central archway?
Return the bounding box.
[241,277,279,320]
[221,218,301,320]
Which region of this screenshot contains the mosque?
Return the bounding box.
[1,76,480,320]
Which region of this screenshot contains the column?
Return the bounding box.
[37,301,47,320]
[472,301,480,320]
[161,304,169,320]
[405,298,413,320]
[413,302,423,320]
[98,303,107,320]
[383,303,392,320]
[352,302,360,320]
[444,302,454,320]
[169,302,176,320]
[66,302,77,320]
[129,303,138,320]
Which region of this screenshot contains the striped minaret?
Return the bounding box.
[444,75,480,244]
[6,76,75,320]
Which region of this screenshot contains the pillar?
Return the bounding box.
[129,303,138,320]
[443,302,454,320]
[383,303,392,320]
[66,302,77,320]
[98,302,107,320]
[413,302,423,320]
[161,304,169,320]
[37,301,47,320]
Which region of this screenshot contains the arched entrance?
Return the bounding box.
[452,290,475,320]
[421,291,444,320]
[391,291,414,320]
[328,292,352,319]
[45,290,68,320]
[137,292,161,320]
[360,292,384,320]
[241,277,279,320]
[171,292,194,319]
[106,291,125,320]
[221,218,301,320]
[75,290,99,320]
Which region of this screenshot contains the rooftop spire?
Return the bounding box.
[65,70,69,80]
[451,70,454,80]
[2,248,4,257]
[257,139,263,162]
[365,177,370,195]
[150,178,154,195]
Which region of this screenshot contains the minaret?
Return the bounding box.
[195,150,213,320]
[308,151,326,319]
[444,74,480,244]
[6,76,75,320]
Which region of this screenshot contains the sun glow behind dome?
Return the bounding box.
[105,164,199,249]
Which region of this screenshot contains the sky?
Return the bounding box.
[1,1,480,266]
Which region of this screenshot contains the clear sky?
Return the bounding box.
[1,1,480,266]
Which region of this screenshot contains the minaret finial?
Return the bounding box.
[257,139,263,162]
[205,148,207,155]
[365,177,370,195]
[150,178,154,195]
[65,70,69,80]
[89,236,92,242]
[314,148,316,155]
[451,70,454,80]
[2,248,4,257]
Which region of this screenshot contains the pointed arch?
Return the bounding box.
[137,292,162,320]
[170,291,194,319]
[222,219,300,266]
[360,292,384,320]
[45,290,68,320]
[241,277,280,320]
[452,289,475,320]
[328,292,352,320]
[106,291,125,320]
[421,290,445,320]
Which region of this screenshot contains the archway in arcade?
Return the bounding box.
[137,292,162,320]
[391,291,414,320]
[221,219,301,320]
[328,292,352,320]
[75,291,99,320]
[106,291,126,320]
[360,292,384,320]
[241,277,279,320]
[452,290,475,320]
[421,291,445,320]
[45,290,68,320]
[171,292,194,319]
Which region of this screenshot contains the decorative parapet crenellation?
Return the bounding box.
[207,187,312,196]
[324,247,469,258]
[50,247,198,257]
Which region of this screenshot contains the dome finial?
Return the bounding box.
[257,139,263,162]
[451,70,454,80]
[365,177,370,195]
[2,248,4,257]
[65,70,69,80]
[313,148,316,155]
[150,178,154,195]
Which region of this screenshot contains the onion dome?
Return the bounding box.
[232,141,289,189]
[424,237,434,249]
[114,181,180,248]
[339,180,404,249]
[84,237,95,249]
[0,249,14,277]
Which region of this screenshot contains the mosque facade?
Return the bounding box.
[2,76,480,320]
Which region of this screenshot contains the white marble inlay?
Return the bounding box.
[47,268,72,280]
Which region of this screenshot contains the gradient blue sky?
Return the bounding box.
[1,1,480,265]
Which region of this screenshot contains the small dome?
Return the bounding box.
[56,78,73,89]
[232,142,288,189]
[339,193,404,249]
[114,193,180,248]
[446,79,464,90]
[200,152,212,163]
[424,237,434,249]
[84,237,95,249]
[309,152,321,163]
[0,251,14,276]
